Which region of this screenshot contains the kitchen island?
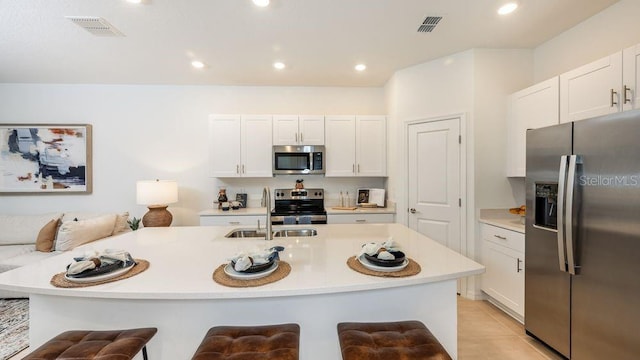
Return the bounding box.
[0,223,483,360]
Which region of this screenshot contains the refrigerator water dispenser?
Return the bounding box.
[535,183,558,230]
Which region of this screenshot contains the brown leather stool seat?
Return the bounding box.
[191,323,300,360]
[22,327,157,360]
[337,321,452,360]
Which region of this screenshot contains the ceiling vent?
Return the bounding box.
[417,16,442,33]
[66,16,125,36]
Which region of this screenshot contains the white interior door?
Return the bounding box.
[408,118,461,253]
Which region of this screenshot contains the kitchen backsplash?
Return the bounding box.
[212,175,387,208]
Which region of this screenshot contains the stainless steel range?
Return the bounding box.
[271,188,327,225]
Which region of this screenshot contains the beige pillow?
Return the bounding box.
[112,212,131,235]
[35,218,61,252]
[55,214,117,251]
[62,212,130,235]
[0,213,63,245]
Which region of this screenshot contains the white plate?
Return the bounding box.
[64,263,135,283]
[357,254,409,272]
[224,261,279,280]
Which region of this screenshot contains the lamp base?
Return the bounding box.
[142,205,173,227]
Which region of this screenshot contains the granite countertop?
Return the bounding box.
[479,209,525,233]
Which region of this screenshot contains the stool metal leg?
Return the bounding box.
[142,345,149,360]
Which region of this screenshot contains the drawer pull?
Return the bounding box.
[493,235,507,240]
[229,221,240,225]
[355,219,367,223]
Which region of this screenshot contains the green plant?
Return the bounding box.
[127,217,141,231]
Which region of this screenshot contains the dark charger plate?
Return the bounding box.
[66,260,135,278]
[230,258,275,273]
[364,250,406,267]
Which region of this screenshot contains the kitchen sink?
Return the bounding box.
[272,228,318,237]
[224,229,266,238]
[224,228,317,238]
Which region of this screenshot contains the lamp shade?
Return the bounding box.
[136,180,178,206]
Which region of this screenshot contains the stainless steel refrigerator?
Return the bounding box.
[525,109,640,359]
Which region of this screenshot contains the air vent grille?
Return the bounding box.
[417,16,442,33]
[66,16,125,37]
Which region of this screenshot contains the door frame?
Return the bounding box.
[403,112,469,296]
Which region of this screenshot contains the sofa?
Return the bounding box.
[0,211,130,298]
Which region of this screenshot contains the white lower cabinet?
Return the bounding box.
[199,215,265,226]
[481,223,525,320]
[328,213,394,224]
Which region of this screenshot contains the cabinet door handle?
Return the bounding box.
[236,165,240,174]
[300,132,304,142]
[611,88,618,107]
[295,133,298,143]
[493,235,507,240]
[517,258,523,273]
[242,164,245,174]
[352,164,355,173]
[355,219,367,223]
[624,85,632,104]
[357,164,360,173]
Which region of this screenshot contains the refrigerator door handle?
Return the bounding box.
[557,155,568,272]
[566,155,581,275]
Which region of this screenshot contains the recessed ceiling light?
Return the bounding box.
[273,62,286,70]
[497,2,518,15]
[355,64,367,72]
[253,0,270,7]
[191,60,205,69]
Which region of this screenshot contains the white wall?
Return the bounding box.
[0,84,385,225]
[534,0,640,82]
[386,50,475,228]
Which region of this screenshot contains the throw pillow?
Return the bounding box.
[35,218,61,252]
[55,214,117,251]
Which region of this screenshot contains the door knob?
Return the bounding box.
[409,208,417,214]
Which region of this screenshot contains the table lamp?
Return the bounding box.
[136,179,178,227]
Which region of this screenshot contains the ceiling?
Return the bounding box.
[0,0,619,87]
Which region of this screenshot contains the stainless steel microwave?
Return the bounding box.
[273,145,325,175]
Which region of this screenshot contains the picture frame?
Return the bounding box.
[0,124,92,194]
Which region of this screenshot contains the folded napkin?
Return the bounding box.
[228,247,281,272]
[66,249,134,276]
[358,239,398,258]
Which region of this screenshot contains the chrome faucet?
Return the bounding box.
[262,187,273,240]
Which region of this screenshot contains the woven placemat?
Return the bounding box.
[347,256,421,277]
[50,259,149,288]
[213,261,291,287]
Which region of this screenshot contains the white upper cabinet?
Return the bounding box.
[623,44,640,112]
[325,115,386,177]
[209,114,273,178]
[506,77,560,177]
[560,52,623,123]
[273,115,324,145]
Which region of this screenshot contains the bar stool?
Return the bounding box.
[337,321,452,360]
[191,323,300,360]
[22,327,157,360]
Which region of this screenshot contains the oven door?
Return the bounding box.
[271,214,327,225]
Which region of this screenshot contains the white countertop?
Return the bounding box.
[0,223,483,300]
[200,205,396,216]
[478,209,525,233]
[199,208,267,216]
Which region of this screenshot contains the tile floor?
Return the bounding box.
[10,297,564,360]
[458,296,564,360]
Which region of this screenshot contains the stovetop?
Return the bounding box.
[272,188,326,216]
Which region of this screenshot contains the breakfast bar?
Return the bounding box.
[0,223,483,360]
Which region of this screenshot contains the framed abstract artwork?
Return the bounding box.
[0,124,92,194]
